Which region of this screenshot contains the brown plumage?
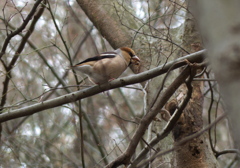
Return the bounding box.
[71,47,140,84]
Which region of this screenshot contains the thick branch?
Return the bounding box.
[137,114,227,168]
[130,65,197,167]
[106,66,192,167]
[0,50,205,123]
[76,0,132,49]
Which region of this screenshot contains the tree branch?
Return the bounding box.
[76,0,132,49]
[0,50,205,123]
[0,0,46,111]
[129,63,198,167]
[137,113,227,168]
[106,63,194,167]
[0,0,43,59]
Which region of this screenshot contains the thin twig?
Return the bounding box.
[0,0,43,59]
[0,0,46,111]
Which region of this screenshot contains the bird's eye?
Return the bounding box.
[129,52,134,57]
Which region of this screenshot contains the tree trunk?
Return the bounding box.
[172,5,217,168]
[190,2,240,166]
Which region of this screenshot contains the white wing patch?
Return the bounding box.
[100,53,116,56]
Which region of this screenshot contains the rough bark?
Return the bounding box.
[76,0,149,75]
[190,0,240,158]
[171,5,217,168]
[75,0,217,167]
[76,0,132,49]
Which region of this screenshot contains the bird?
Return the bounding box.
[71,47,140,84]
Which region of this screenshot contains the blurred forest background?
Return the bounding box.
[0,0,238,167]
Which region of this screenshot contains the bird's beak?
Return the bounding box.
[131,55,140,65]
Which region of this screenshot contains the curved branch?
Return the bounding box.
[216,149,239,158]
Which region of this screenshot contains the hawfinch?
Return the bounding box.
[71,47,140,84]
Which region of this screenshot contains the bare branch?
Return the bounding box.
[0,50,205,123]
[130,63,198,167]
[137,114,228,168]
[0,0,43,59]
[0,0,46,111]
[106,66,192,167]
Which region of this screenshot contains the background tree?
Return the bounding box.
[0,0,238,167]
